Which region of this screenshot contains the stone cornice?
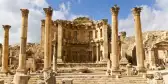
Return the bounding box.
[111,5,120,16]
[132,7,142,16]
[20,9,29,17]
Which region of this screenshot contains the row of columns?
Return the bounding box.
[0,9,30,75]
[110,5,145,74]
[0,7,55,83]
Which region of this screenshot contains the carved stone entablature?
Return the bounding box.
[132,7,142,16]
[20,9,29,17]
[2,25,11,30]
[43,6,53,16]
[111,4,120,16]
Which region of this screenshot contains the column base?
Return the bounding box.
[136,67,146,76]
[111,69,121,76]
[16,68,26,75]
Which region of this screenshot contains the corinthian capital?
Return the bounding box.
[20,9,29,17]
[43,6,53,16]
[111,5,120,16]
[2,25,11,30]
[41,19,45,26]
[132,7,142,16]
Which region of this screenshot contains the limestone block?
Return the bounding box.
[37,80,45,84]
[153,80,164,84]
[13,75,30,84]
[62,79,73,84]
[44,71,56,84]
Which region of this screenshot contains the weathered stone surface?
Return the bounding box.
[62,79,73,84]
[13,75,30,84]
[154,72,163,80]
[0,80,4,84]
[43,70,56,84]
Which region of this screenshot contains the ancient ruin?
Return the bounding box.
[0,5,167,84]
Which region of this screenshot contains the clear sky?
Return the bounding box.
[47,0,155,22]
[0,0,168,44]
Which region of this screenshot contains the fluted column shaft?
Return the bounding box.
[43,7,53,70]
[1,25,11,73]
[111,5,120,71]
[132,7,145,71]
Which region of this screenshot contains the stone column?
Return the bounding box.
[52,32,57,73]
[16,9,29,74]
[43,7,53,71]
[91,44,95,62]
[96,43,99,63]
[110,5,120,71]
[41,20,45,47]
[57,22,63,63]
[1,25,11,73]
[148,48,156,68]
[132,7,145,72]
[13,9,30,84]
[102,19,108,62]
[0,44,2,66]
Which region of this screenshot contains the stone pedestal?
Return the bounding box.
[1,25,11,73]
[126,64,132,76]
[110,5,120,72]
[132,7,146,72]
[13,75,30,84]
[43,7,53,70]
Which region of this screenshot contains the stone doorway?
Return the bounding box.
[149,41,168,67]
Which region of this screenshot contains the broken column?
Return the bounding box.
[57,21,63,63]
[1,25,11,73]
[43,7,53,71]
[41,20,45,47]
[110,5,120,72]
[132,7,145,72]
[13,9,30,84]
[102,19,108,62]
